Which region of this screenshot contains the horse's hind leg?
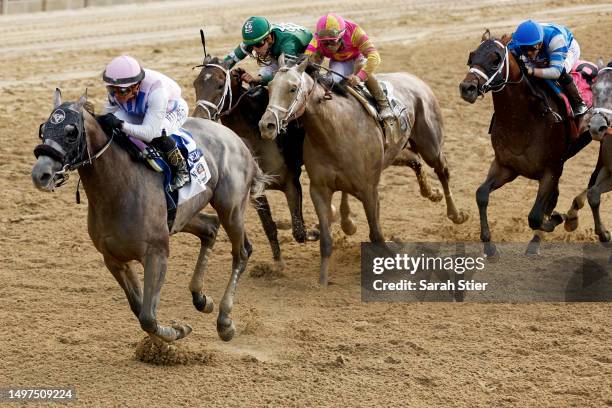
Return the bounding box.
[476,160,517,258]
[140,247,192,342]
[392,148,442,202]
[419,146,468,224]
[253,194,284,269]
[587,168,612,242]
[104,257,142,318]
[565,154,603,232]
[216,202,250,342]
[340,192,357,235]
[181,212,220,314]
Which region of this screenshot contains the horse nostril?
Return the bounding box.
[599,126,608,133]
[39,172,52,185]
[266,123,276,131]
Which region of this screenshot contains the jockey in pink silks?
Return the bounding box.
[304,13,394,123]
[97,55,190,191]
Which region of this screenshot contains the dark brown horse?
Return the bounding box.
[32,89,267,343]
[193,56,316,270]
[565,61,612,241]
[459,31,592,256]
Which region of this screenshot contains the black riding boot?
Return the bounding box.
[559,71,589,117]
[151,131,190,192]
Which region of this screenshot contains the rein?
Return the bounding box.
[264,70,314,133]
[35,111,114,188]
[469,40,524,94]
[195,63,233,121]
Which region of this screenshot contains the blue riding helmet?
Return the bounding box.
[512,20,544,46]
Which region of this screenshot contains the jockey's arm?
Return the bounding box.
[121,87,168,143]
[351,25,381,81]
[304,37,324,64]
[529,36,569,80]
[224,43,249,69]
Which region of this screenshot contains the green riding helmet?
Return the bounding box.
[242,16,272,45]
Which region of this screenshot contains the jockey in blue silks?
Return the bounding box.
[508,19,589,116]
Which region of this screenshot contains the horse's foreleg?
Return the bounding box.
[392,148,442,202]
[253,195,284,269]
[140,248,192,342]
[181,212,220,314]
[340,192,357,235]
[284,175,319,242]
[310,186,334,285]
[104,257,142,318]
[587,168,612,243]
[476,161,517,258]
[526,173,562,255]
[216,208,250,342]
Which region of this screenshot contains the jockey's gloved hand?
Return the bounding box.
[97,113,124,135]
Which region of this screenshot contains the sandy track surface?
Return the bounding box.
[1,0,611,406]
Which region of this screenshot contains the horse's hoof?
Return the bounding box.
[449,210,469,225]
[550,211,566,226]
[305,229,320,241]
[599,231,611,243]
[171,321,193,340]
[217,320,236,342]
[341,219,357,236]
[193,292,214,314]
[484,243,500,262]
[525,243,541,257]
[564,216,579,232]
[428,188,443,202]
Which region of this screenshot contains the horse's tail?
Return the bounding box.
[249,160,275,203]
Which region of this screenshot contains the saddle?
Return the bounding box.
[346,80,411,145]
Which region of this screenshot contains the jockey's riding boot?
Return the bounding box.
[166,147,190,192]
[560,72,589,117]
[151,131,190,192]
[365,76,394,121]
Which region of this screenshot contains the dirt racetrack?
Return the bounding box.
[1,0,611,406]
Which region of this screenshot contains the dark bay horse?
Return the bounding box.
[565,62,612,241]
[259,56,467,285]
[32,89,267,343]
[459,30,592,256]
[193,56,317,270]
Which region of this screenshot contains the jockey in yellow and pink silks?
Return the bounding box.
[304,13,393,121]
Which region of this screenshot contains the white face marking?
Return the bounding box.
[204,73,212,81]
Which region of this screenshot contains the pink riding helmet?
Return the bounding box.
[316,13,346,41]
[102,55,145,87]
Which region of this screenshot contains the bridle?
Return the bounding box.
[469,40,524,94]
[195,63,233,121]
[264,68,314,133]
[592,67,612,127]
[34,107,114,188]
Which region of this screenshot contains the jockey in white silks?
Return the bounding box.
[97,55,190,191]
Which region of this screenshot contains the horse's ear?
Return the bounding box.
[278,53,286,68]
[500,33,512,45]
[53,88,62,108]
[73,90,88,112]
[481,29,491,42]
[597,57,605,69]
[296,56,308,73]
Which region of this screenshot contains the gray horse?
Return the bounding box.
[259,56,467,285]
[32,89,267,343]
[193,55,317,270]
[565,60,612,241]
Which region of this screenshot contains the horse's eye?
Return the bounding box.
[217,83,224,90]
[64,125,78,141]
[290,86,298,93]
[467,52,474,66]
[38,123,45,139]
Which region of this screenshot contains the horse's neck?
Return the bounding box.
[78,113,147,206]
[224,84,262,141]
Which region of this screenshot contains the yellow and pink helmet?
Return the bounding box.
[315,13,346,41]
